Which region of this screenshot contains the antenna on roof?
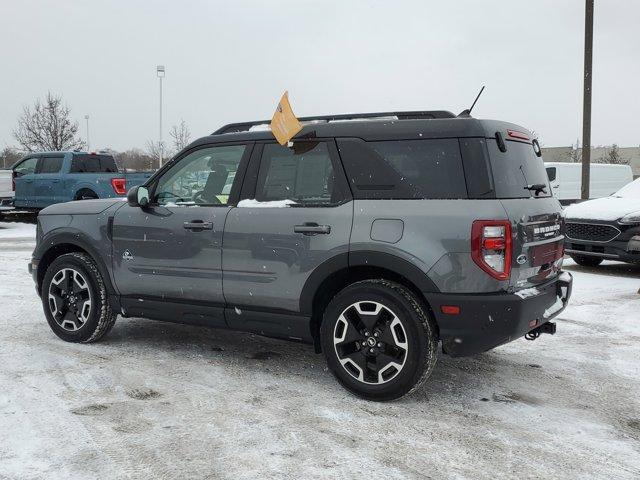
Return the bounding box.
[458,86,485,117]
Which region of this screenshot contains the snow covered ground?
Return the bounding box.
[1,221,639,479]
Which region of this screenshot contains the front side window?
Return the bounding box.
[153,145,245,206]
[256,142,337,206]
[38,156,64,174]
[14,157,38,176]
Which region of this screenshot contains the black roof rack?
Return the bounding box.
[212,110,456,135]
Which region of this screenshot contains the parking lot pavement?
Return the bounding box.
[1,221,639,480]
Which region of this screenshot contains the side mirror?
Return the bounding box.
[127,186,149,207]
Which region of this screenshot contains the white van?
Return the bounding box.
[545,162,633,204]
[0,169,14,206]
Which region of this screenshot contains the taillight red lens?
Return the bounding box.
[110,178,127,195]
[440,305,461,315]
[506,129,531,141]
[471,220,512,280]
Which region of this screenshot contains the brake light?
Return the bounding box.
[110,178,127,195]
[506,129,531,142]
[471,220,512,280]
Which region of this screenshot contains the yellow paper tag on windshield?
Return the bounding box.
[270,91,303,145]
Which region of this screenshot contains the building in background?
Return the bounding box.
[542,146,640,178]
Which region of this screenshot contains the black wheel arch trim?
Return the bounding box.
[35,230,119,299]
[349,251,439,294]
[299,251,440,315]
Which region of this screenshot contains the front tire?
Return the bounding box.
[320,280,438,401]
[570,254,603,267]
[41,252,116,343]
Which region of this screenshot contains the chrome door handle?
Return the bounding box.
[183,221,213,231]
[294,223,331,235]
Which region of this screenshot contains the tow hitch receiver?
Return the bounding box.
[525,322,556,341]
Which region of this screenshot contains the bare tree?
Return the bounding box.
[13,93,84,152]
[1,147,22,169]
[169,119,191,152]
[599,144,628,165]
[145,140,164,170]
[569,139,581,163]
[115,149,157,172]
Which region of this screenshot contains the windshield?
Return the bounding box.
[613,178,640,198]
[486,139,551,198]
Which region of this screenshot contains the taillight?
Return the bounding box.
[471,220,512,280]
[110,178,127,195]
[506,129,531,141]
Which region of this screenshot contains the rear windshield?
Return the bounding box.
[486,139,551,198]
[337,138,468,199]
[70,154,118,173]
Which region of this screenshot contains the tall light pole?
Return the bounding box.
[581,0,594,200]
[157,65,165,168]
[84,115,90,151]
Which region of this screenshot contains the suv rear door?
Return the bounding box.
[33,154,65,207]
[222,140,353,341]
[485,131,564,288]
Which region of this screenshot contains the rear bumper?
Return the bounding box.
[425,271,572,357]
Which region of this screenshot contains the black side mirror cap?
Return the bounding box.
[127,186,149,207]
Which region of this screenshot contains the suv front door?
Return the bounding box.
[13,156,40,208]
[112,143,251,326]
[222,140,353,341]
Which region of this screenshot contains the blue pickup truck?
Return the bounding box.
[12,152,152,209]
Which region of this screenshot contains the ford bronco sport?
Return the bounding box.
[30,110,572,401]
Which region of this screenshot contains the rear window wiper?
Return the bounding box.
[524,183,547,195]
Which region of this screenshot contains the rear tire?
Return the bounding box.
[75,189,98,200]
[320,279,437,401]
[570,254,603,267]
[41,252,117,343]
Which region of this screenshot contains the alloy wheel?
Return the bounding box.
[48,268,92,332]
[333,301,408,385]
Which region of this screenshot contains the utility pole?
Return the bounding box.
[157,65,165,168]
[84,115,90,151]
[581,0,594,200]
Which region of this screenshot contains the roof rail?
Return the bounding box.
[212,110,457,135]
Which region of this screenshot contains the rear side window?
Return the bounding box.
[70,154,118,173]
[486,140,551,198]
[256,142,339,205]
[37,156,63,174]
[337,138,468,199]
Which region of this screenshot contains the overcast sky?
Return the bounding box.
[1,0,638,152]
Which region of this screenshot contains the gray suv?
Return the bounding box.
[29,111,572,401]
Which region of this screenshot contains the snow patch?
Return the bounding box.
[237,199,296,208]
[564,196,640,221]
[543,296,564,318]
[514,287,541,299]
[248,124,271,132]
